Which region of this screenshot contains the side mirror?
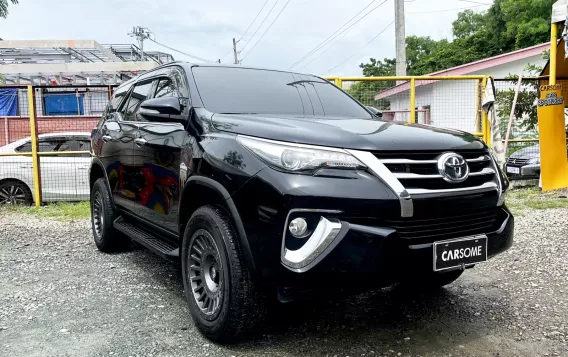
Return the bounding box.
[366,106,382,118]
[140,97,182,115]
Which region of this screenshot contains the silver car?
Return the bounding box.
[0,132,91,204]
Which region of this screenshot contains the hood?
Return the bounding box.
[211,114,484,151]
[510,145,540,159]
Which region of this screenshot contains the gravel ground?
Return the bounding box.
[1,207,567,357]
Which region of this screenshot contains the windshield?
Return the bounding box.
[192,67,372,118]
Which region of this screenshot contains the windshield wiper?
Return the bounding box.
[286,80,329,86]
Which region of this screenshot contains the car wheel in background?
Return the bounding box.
[0,180,32,205]
[181,205,266,342]
[91,178,128,252]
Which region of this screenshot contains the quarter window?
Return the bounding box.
[154,78,179,98]
[122,81,153,121]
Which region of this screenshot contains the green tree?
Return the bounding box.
[0,0,18,19]
[348,57,395,107]
[452,10,485,39]
[359,0,553,77]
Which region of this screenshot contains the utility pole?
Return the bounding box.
[233,38,239,64]
[394,0,407,80]
[128,26,152,61]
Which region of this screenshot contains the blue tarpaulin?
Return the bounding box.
[44,94,84,116]
[0,88,18,116]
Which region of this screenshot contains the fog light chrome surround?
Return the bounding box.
[281,209,345,273]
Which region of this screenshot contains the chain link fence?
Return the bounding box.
[338,77,485,137]
[493,78,541,181]
[0,85,115,205]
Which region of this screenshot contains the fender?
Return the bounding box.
[180,175,257,275]
[89,157,118,209]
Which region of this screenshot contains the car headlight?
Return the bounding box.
[236,135,366,173]
[527,157,540,165]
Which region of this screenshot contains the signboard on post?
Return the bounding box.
[536,84,568,191]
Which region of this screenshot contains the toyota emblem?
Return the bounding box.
[437,152,470,183]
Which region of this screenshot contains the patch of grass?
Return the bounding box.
[508,187,541,200]
[524,199,568,210]
[0,201,90,221]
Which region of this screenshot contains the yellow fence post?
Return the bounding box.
[550,24,557,86]
[27,85,42,206]
[334,78,343,89]
[480,76,491,146]
[409,78,416,123]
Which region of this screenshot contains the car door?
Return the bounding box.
[38,137,79,202]
[130,69,189,233]
[100,81,152,212]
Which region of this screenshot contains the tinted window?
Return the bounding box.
[192,67,371,118]
[122,81,153,121]
[154,78,179,98]
[16,139,63,153]
[110,82,133,111]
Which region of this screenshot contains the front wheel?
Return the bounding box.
[91,178,128,252]
[181,205,266,342]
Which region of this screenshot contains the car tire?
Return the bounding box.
[91,178,128,252]
[0,180,33,205]
[400,269,464,290]
[181,205,266,343]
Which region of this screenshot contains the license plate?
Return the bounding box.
[506,166,520,174]
[433,235,487,271]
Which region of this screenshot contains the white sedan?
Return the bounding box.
[0,132,91,204]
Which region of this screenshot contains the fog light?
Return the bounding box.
[289,217,308,238]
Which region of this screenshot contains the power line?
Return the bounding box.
[408,5,485,14]
[239,0,280,54]
[241,0,292,61]
[148,38,214,63]
[238,0,271,42]
[288,0,377,69]
[289,0,388,69]
[456,0,489,5]
[298,1,387,70]
[327,20,394,73]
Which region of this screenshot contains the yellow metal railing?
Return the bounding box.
[323,75,491,143]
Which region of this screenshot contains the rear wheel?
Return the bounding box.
[91,178,128,252]
[0,180,32,205]
[181,205,266,342]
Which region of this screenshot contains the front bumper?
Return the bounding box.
[507,164,540,180]
[280,206,513,277]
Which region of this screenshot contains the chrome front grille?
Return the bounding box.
[373,150,499,197]
[507,157,528,166]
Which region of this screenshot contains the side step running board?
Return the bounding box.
[114,216,179,262]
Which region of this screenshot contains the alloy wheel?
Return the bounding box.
[0,184,28,205]
[92,191,104,238]
[188,229,224,319]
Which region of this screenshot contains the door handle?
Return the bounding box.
[102,135,112,142]
[134,138,147,147]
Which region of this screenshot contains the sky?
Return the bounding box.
[0,0,491,76]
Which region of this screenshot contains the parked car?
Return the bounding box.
[505,145,540,180]
[89,62,513,342]
[0,132,91,204]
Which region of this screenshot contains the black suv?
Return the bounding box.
[89,62,514,342]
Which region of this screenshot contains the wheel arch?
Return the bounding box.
[178,176,256,275]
